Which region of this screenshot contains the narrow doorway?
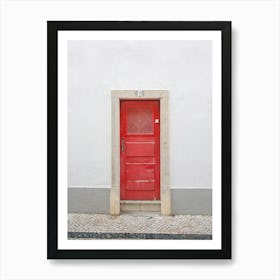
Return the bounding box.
[110,90,170,215]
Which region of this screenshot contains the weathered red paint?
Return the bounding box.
[120,100,160,200]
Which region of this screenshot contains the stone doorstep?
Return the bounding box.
[120,200,161,213]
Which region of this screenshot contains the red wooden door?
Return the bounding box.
[120,100,160,200]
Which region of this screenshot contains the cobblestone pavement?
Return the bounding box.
[68,213,212,239]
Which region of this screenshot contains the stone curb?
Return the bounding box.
[68,232,212,240]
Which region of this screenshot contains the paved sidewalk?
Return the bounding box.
[68,213,212,239]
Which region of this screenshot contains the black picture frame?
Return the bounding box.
[47,21,231,259]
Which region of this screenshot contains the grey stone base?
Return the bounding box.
[68,187,212,215]
[68,187,110,214]
[68,232,212,240]
[171,189,212,215]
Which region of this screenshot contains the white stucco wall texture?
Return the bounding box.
[68,40,212,189]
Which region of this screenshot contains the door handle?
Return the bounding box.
[121,138,125,153]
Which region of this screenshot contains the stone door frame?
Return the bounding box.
[110,90,171,215]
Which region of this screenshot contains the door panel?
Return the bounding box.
[125,165,155,180]
[125,142,155,156]
[120,100,160,200]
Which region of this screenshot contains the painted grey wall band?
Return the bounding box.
[110,90,171,215]
[68,188,212,215]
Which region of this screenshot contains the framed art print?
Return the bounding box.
[47,21,231,259]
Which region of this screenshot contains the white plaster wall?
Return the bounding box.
[68,40,212,188]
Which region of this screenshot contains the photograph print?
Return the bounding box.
[47,21,231,259]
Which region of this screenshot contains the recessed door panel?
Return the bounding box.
[125,142,155,157]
